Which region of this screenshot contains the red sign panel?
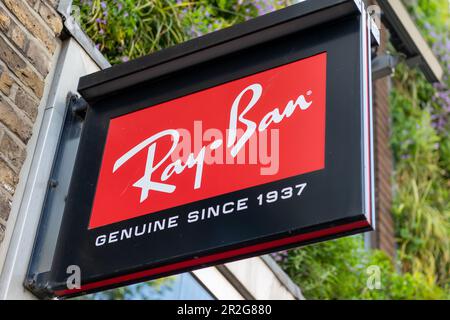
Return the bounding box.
[90,52,327,229]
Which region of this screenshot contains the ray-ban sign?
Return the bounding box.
[45,0,376,298]
[90,53,326,229]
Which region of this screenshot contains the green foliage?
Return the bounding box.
[390,63,450,288]
[74,0,188,64]
[390,1,449,290]
[404,0,449,35]
[73,0,290,64]
[280,236,448,299]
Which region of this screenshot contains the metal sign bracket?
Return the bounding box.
[24,93,86,299]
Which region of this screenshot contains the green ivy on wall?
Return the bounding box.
[390,64,449,288]
[74,0,449,299]
[390,0,449,291]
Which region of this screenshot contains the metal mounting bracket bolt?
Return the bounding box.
[68,93,89,120]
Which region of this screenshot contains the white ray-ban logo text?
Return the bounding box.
[113,83,313,203]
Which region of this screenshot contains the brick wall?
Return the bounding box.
[0,0,62,244]
[371,20,396,258]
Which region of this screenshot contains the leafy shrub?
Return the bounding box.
[278,236,448,299]
[390,64,449,288]
[74,0,288,64]
[390,0,449,289]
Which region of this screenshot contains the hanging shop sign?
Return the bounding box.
[31,0,377,298]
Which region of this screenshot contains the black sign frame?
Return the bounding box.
[27,0,376,298]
